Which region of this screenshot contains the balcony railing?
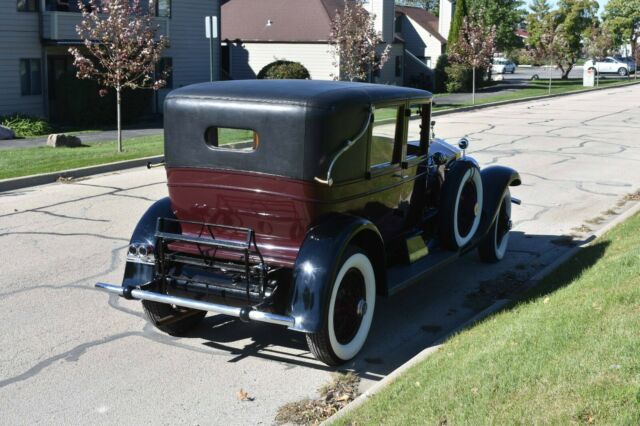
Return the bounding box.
[41,11,170,42]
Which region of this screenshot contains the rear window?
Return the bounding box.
[204,127,258,151]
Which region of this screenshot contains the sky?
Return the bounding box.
[525,0,609,14]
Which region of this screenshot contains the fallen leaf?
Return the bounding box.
[236,388,254,401]
[543,297,550,304]
[335,394,350,402]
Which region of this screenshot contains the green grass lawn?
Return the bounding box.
[0,128,256,180]
[0,135,164,180]
[433,78,639,110]
[337,213,640,425]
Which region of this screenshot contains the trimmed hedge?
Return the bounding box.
[257,60,311,80]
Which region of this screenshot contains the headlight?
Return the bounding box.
[127,243,155,265]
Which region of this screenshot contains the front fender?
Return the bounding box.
[476,165,521,241]
[122,197,175,289]
[288,215,383,333]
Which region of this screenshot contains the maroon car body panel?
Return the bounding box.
[166,163,425,267]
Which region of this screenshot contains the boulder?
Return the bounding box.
[0,125,16,140]
[47,134,82,148]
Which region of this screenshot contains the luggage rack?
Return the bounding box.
[155,217,267,300]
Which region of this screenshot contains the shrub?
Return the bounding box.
[257,60,311,79]
[444,63,486,93]
[509,49,538,66]
[434,54,450,93]
[0,114,53,137]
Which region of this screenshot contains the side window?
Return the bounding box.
[17,0,37,11]
[205,127,258,152]
[20,59,42,96]
[156,0,171,17]
[369,106,400,168]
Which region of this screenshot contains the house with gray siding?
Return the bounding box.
[0,0,220,120]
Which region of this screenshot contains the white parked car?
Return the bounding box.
[492,58,516,74]
[584,57,636,76]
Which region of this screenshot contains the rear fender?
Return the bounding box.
[288,215,384,333]
[122,197,176,288]
[475,166,521,242]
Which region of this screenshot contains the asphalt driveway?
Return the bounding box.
[1,84,639,424]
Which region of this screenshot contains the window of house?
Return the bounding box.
[369,106,400,168]
[156,0,171,17]
[156,57,173,88]
[395,16,403,32]
[205,127,258,151]
[17,0,37,11]
[395,56,403,77]
[20,59,42,96]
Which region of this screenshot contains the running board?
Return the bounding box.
[95,283,295,328]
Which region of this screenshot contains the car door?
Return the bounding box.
[362,104,407,240]
[603,58,615,73]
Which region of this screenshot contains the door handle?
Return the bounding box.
[393,173,409,179]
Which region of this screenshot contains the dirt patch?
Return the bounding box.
[571,224,592,234]
[623,190,640,202]
[585,216,605,226]
[274,372,360,425]
[464,271,527,311]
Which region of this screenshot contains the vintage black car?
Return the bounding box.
[96,80,521,365]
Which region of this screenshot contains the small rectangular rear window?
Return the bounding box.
[204,127,258,151]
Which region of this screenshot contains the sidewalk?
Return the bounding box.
[0,126,163,150]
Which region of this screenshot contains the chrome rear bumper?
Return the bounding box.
[95,282,295,328]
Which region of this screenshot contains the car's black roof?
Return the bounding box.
[164,80,432,181]
[166,79,432,109]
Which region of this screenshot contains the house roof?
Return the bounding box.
[395,6,447,45]
[221,0,345,42]
[515,28,529,39]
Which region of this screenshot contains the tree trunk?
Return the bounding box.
[472,67,476,105]
[116,86,122,153]
[548,61,552,95]
[561,65,572,80]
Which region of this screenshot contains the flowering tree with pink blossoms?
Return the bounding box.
[449,11,497,104]
[69,0,169,152]
[329,0,391,82]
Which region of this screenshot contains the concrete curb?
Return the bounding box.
[324,200,640,425]
[0,155,162,193]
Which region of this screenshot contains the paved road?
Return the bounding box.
[1,84,639,424]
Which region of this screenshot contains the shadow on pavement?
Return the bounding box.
[180,231,609,381]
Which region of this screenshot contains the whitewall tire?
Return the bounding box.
[439,161,484,250]
[306,247,376,365]
[479,189,512,263]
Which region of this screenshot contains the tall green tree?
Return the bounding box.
[527,0,598,79]
[603,0,640,57]
[526,0,552,51]
[448,0,469,46]
[467,0,525,53]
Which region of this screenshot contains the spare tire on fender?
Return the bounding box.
[438,160,483,250]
